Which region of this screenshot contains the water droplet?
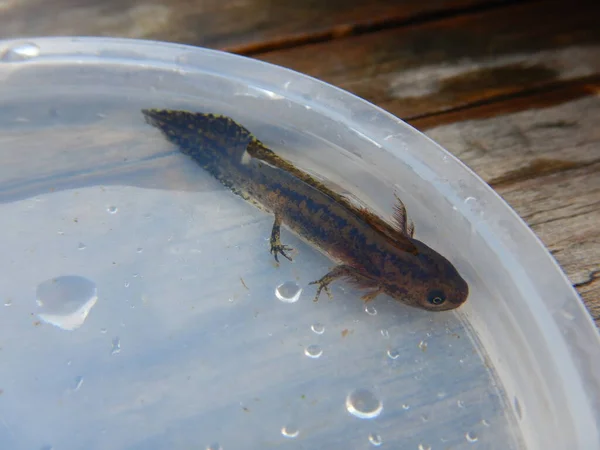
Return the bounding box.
[206,443,222,450]
[57,230,64,235]
[418,340,428,351]
[465,431,478,443]
[136,247,143,253]
[380,329,389,338]
[560,309,575,320]
[1,42,40,62]
[275,281,302,303]
[36,275,98,331]
[107,206,118,214]
[100,328,107,334]
[481,419,490,427]
[281,425,299,438]
[304,344,323,358]
[514,396,523,420]
[345,388,383,419]
[365,304,377,315]
[74,376,84,391]
[111,337,121,354]
[77,242,86,250]
[4,298,12,307]
[421,414,429,422]
[464,196,477,205]
[457,400,465,408]
[386,349,400,360]
[368,433,383,446]
[418,444,431,450]
[311,323,325,334]
[124,281,130,288]
[402,403,410,410]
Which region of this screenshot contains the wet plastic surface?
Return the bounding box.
[0,37,599,450]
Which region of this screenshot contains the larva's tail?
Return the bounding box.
[142,109,255,177]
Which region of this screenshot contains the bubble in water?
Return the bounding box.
[107,206,118,214]
[346,388,383,419]
[368,433,382,446]
[275,281,302,303]
[36,275,98,331]
[77,242,86,250]
[380,329,389,338]
[281,425,299,438]
[0,42,40,62]
[418,340,428,351]
[100,328,107,334]
[4,298,12,307]
[206,443,222,450]
[311,323,325,334]
[365,305,377,315]
[74,376,84,391]
[304,344,323,358]
[386,349,400,360]
[421,414,429,422]
[457,400,465,408]
[401,403,410,410]
[418,444,431,450]
[481,419,490,427]
[111,337,121,354]
[124,281,130,288]
[466,431,478,443]
[464,196,477,205]
[136,247,143,253]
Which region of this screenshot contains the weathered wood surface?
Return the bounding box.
[257,0,600,119]
[0,0,598,325]
[0,0,501,50]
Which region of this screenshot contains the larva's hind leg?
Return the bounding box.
[269,213,293,263]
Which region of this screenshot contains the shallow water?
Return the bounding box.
[0,87,521,449]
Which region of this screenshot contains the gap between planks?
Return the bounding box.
[227,0,533,55]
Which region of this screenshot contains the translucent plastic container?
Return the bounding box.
[0,37,598,450]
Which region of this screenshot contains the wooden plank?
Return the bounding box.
[409,75,600,130]
[421,91,600,324]
[0,0,500,50]
[257,0,600,121]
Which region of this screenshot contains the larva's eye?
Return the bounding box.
[427,290,446,306]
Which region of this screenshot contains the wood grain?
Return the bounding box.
[0,0,501,50]
[422,90,600,324]
[257,0,600,121]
